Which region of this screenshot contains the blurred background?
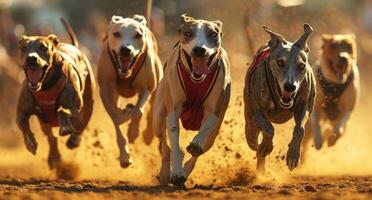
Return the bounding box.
[0,0,371,185]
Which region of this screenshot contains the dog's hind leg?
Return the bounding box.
[40,121,61,170]
[153,87,170,185]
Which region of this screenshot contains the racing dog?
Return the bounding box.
[243,24,315,173]
[303,34,359,153]
[16,18,95,174]
[153,14,231,187]
[97,15,162,168]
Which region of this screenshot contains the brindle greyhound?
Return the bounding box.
[244,24,316,173]
[153,14,231,187]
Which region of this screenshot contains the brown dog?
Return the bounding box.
[303,34,359,154]
[244,24,316,173]
[97,15,163,168]
[16,19,95,172]
[153,14,231,187]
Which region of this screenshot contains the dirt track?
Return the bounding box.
[0,176,370,200]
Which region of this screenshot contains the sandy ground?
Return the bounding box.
[0,34,372,199]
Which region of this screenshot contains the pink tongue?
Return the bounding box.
[27,68,43,85]
[191,57,210,75]
[120,57,132,72]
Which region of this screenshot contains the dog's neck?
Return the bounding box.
[39,59,66,91]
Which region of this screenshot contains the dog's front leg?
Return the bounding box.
[287,103,309,171]
[127,89,150,143]
[166,106,185,187]
[100,85,132,168]
[310,108,323,150]
[17,113,37,155]
[186,110,219,157]
[328,111,350,146]
[254,112,274,173]
[100,85,131,124]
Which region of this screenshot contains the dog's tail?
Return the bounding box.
[60,17,79,48]
[145,0,153,29]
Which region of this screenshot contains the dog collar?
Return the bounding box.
[317,68,354,120]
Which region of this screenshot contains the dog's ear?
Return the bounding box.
[180,14,195,24]
[214,20,223,37]
[294,23,313,53]
[111,15,124,25]
[19,35,29,45]
[263,25,286,49]
[48,34,59,46]
[133,14,147,26]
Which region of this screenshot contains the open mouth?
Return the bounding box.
[279,91,296,109]
[26,66,45,90]
[116,54,136,78]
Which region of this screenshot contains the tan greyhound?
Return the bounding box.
[97,15,162,168]
[153,14,231,188]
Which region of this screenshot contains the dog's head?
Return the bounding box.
[106,15,148,77]
[263,24,313,109]
[18,34,60,91]
[321,34,356,83]
[178,14,223,76]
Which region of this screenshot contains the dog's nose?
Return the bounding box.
[192,46,207,57]
[120,46,133,57]
[338,56,348,66]
[26,56,37,65]
[284,82,296,93]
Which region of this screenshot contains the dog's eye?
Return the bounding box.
[40,45,48,51]
[276,60,285,68]
[184,31,193,37]
[298,63,306,71]
[113,31,121,38]
[134,33,142,39]
[209,31,218,38]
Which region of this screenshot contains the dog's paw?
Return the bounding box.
[24,134,38,155]
[59,125,76,136]
[119,153,132,168]
[258,138,273,157]
[327,133,341,147]
[123,104,135,114]
[66,134,81,149]
[186,142,203,157]
[170,175,186,189]
[286,143,301,171]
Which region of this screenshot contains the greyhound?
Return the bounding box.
[16,18,95,175]
[243,24,316,173]
[152,14,231,187]
[303,34,359,154]
[97,14,163,168]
